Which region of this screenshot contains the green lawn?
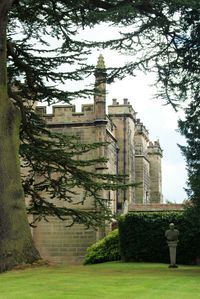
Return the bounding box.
[0,262,200,299]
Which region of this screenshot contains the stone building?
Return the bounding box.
[33,55,163,264]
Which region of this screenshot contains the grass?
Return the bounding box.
[0,262,200,299]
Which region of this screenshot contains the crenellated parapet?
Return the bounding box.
[134,119,150,161]
[36,104,95,124]
[135,119,149,141]
[108,98,137,122]
[148,140,163,157]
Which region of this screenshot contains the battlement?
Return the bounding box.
[135,119,149,141]
[108,98,137,121]
[36,104,95,123]
[148,140,163,156]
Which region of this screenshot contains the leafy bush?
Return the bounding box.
[84,229,120,265]
[119,211,200,265]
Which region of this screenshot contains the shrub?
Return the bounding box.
[84,229,120,265]
[119,211,200,265]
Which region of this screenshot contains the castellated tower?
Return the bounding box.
[148,140,163,203]
[108,98,137,213]
[134,119,151,203]
[32,55,163,265]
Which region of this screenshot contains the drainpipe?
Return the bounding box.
[123,116,127,202]
[116,145,119,212]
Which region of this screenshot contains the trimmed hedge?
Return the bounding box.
[84,229,120,264]
[119,210,200,265]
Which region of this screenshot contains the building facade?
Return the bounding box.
[33,55,163,264]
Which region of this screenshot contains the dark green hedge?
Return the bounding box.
[84,229,120,264]
[118,209,200,265]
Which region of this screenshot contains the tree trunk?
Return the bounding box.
[0,1,40,272]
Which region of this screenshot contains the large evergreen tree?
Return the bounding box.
[0,0,132,272]
[179,99,200,205]
[0,0,40,272]
[0,0,199,271]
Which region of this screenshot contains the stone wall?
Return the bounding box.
[33,217,96,264]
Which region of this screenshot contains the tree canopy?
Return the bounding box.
[8,1,200,106]
[11,0,199,206]
[6,1,135,228]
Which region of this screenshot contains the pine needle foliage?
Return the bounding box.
[6,0,137,228]
[179,99,200,206]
